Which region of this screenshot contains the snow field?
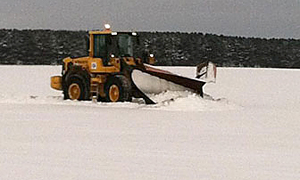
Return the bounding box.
[0,65,299,180]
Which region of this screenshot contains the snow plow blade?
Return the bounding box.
[131,63,216,104]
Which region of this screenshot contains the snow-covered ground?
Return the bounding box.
[0,65,299,180]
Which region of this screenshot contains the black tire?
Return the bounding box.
[97,95,106,102]
[62,66,90,100]
[64,75,90,100]
[104,75,132,102]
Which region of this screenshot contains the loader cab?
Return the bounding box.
[89,29,138,65]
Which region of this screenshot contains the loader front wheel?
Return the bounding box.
[104,75,131,102]
[108,84,120,102]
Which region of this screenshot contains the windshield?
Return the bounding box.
[117,34,134,57]
[92,33,137,60]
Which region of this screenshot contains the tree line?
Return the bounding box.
[0,29,300,68]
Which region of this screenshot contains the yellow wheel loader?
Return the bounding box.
[51,25,216,104]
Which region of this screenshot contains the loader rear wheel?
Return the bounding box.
[66,77,89,100]
[104,75,131,102]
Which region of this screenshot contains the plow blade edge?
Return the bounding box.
[131,65,206,104]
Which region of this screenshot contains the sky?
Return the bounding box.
[1,0,300,39]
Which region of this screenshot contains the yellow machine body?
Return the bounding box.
[50,26,154,102]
